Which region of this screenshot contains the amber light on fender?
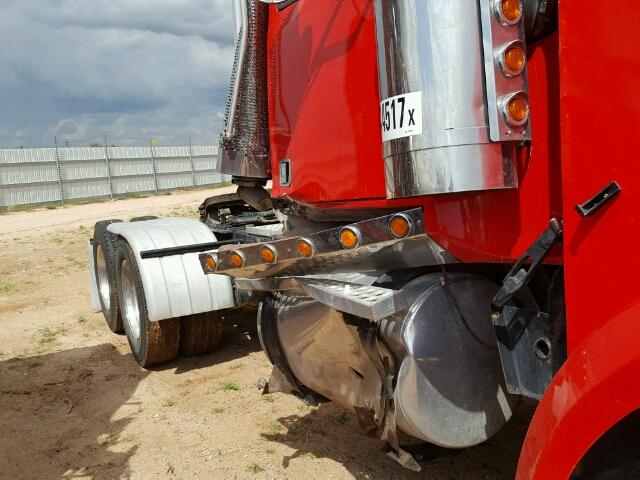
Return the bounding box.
[296,239,315,258]
[230,251,245,268]
[205,254,217,272]
[260,245,277,263]
[339,228,361,249]
[495,0,522,25]
[389,215,412,239]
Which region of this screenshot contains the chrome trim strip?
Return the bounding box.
[199,208,458,279]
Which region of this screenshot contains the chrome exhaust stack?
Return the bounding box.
[219,0,271,181]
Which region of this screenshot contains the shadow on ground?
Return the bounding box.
[262,399,537,479]
[167,308,262,374]
[0,344,148,479]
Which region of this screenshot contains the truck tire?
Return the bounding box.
[115,238,180,367]
[179,311,224,356]
[130,216,158,222]
[93,219,124,333]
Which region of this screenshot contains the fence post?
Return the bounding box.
[103,135,114,199]
[53,136,65,205]
[149,138,159,195]
[188,137,196,188]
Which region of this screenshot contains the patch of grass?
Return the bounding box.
[261,395,275,403]
[0,283,14,294]
[212,406,225,414]
[221,380,240,392]
[264,421,283,438]
[179,390,190,397]
[163,399,176,407]
[78,316,87,324]
[45,204,58,210]
[301,452,317,460]
[120,433,139,443]
[98,432,119,445]
[265,448,276,454]
[39,325,68,344]
[334,412,351,425]
[246,463,265,474]
[50,235,64,245]
[228,363,244,370]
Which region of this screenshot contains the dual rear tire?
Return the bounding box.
[93,220,225,367]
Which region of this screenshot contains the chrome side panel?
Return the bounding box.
[374,0,518,198]
[273,296,385,420]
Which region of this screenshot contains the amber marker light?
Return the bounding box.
[339,228,361,250]
[502,93,529,127]
[260,245,277,264]
[205,254,217,272]
[296,238,315,258]
[389,214,412,239]
[495,0,522,25]
[230,251,245,268]
[498,42,526,77]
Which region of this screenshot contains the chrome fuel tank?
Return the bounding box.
[374,0,518,198]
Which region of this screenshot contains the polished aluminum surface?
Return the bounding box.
[392,273,517,448]
[273,296,386,420]
[120,259,141,341]
[479,0,531,142]
[237,274,405,321]
[219,0,271,179]
[96,244,110,312]
[374,0,518,197]
[200,208,458,279]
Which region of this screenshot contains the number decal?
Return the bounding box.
[380,91,423,142]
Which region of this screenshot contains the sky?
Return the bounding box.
[0,0,237,148]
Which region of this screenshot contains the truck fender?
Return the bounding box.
[106,217,235,322]
[516,302,640,479]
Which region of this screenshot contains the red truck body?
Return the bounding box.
[265,1,640,477]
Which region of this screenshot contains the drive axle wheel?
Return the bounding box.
[93,220,123,333]
[179,312,224,357]
[116,238,180,367]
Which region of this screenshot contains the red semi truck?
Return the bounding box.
[89,0,640,477]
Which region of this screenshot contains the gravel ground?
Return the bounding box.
[0,188,534,479]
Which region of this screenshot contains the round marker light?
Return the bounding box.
[260,245,277,264]
[339,228,361,250]
[502,93,529,127]
[296,239,315,258]
[205,254,217,272]
[230,251,245,268]
[389,215,412,239]
[498,42,526,77]
[495,0,522,25]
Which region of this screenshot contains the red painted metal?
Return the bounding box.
[518,2,640,477]
[267,0,386,203]
[267,1,562,263]
[516,302,640,479]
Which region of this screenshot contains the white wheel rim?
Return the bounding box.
[121,259,141,340]
[96,245,111,311]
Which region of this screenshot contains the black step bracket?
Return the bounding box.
[493,218,563,308]
[575,181,621,217]
[493,306,555,399]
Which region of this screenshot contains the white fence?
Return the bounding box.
[0,145,230,207]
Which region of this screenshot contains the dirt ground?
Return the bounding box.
[0,189,535,479]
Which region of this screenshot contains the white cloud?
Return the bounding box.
[0,0,237,147]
